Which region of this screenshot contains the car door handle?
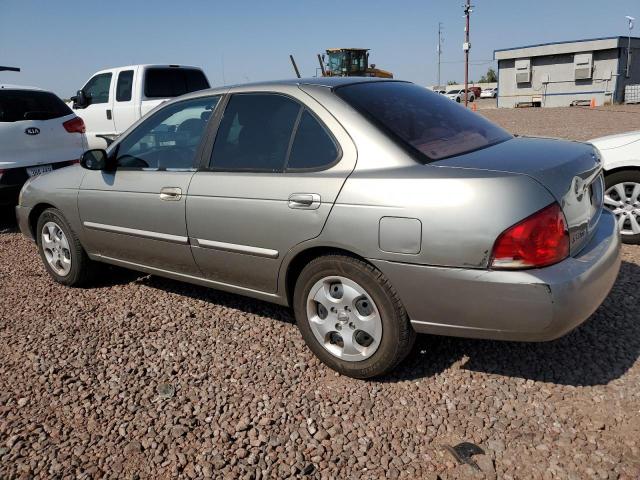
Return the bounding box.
[288,193,321,210]
[160,187,182,201]
[106,109,112,120]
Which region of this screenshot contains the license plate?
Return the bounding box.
[26,164,53,177]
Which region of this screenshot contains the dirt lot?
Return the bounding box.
[1,106,640,479]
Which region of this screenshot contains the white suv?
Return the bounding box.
[0,85,86,206]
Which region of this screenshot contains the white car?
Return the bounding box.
[0,85,86,206]
[590,131,640,244]
[445,89,475,103]
[70,65,210,149]
[480,87,498,98]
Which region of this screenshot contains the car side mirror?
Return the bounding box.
[80,149,108,170]
[73,89,90,109]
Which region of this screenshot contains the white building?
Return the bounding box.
[494,36,640,107]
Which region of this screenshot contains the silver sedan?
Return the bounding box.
[16,78,621,378]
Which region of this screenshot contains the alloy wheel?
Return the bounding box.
[604,182,640,236]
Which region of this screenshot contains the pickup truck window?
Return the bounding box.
[83,73,112,104]
[115,96,220,171]
[116,70,134,102]
[144,68,210,98]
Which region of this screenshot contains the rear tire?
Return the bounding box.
[604,170,640,244]
[293,254,415,379]
[36,208,96,286]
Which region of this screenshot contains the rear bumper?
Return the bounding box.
[0,184,21,206]
[370,210,621,342]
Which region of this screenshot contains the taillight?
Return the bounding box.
[490,203,569,270]
[63,116,85,134]
[0,169,4,181]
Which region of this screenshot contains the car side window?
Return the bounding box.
[115,96,220,171]
[286,110,338,170]
[116,70,134,102]
[210,93,301,172]
[83,73,112,104]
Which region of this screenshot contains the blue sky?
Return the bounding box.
[1,0,639,96]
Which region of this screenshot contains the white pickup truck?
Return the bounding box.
[70,64,210,149]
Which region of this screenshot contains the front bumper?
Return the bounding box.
[370,210,621,342]
[15,204,34,241]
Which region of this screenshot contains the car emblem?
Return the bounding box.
[25,127,40,135]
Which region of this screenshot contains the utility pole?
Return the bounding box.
[437,22,443,89]
[626,16,635,78]
[463,0,472,106]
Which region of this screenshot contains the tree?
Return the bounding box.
[447,80,458,85]
[479,67,497,83]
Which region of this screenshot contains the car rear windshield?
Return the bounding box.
[336,82,512,161]
[144,68,210,98]
[0,89,72,122]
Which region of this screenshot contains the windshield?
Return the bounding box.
[0,90,72,122]
[335,81,512,161]
[446,89,460,94]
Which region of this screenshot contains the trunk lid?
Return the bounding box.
[0,113,84,168]
[433,137,604,254]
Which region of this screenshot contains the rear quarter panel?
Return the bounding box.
[319,164,556,268]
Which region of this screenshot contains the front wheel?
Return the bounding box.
[604,170,640,244]
[36,208,96,286]
[293,255,415,379]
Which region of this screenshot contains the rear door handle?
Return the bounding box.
[160,187,182,201]
[288,193,321,210]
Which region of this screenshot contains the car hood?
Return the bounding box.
[433,136,603,254]
[589,130,640,150]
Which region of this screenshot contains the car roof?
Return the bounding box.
[0,84,46,91]
[190,77,407,97]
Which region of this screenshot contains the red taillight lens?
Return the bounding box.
[490,203,570,270]
[63,116,85,134]
[0,168,4,180]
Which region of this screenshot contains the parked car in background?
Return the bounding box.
[590,131,640,243]
[17,78,620,378]
[469,86,482,98]
[70,65,210,149]
[445,88,475,103]
[0,84,86,206]
[481,87,498,98]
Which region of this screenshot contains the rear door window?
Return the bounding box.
[83,72,112,104]
[116,70,134,102]
[336,82,511,161]
[286,110,338,170]
[144,68,210,98]
[210,94,301,172]
[0,90,72,122]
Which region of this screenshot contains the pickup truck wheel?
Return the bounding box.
[604,170,640,244]
[293,255,415,379]
[36,208,96,286]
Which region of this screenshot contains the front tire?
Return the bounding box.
[36,208,96,286]
[604,170,640,244]
[293,255,415,379]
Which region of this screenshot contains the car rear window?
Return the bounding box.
[144,68,210,98]
[336,82,512,161]
[0,90,72,122]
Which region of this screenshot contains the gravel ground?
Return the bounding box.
[1,108,640,479]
